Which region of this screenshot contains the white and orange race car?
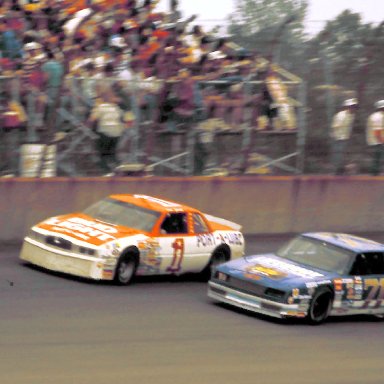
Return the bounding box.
[20,194,244,284]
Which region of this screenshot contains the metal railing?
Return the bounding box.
[0,75,306,177]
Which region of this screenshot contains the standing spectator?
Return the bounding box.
[131,61,161,124]
[22,42,48,129]
[80,61,102,107]
[42,50,64,117]
[0,15,23,61]
[111,46,132,80]
[156,79,178,132]
[87,89,134,174]
[173,68,196,131]
[366,100,384,175]
[330,98,358,175]
[166,0,181,23]
[0,94,27,176]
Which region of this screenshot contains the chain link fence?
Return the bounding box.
[0,73,313,177]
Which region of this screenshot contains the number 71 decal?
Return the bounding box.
[362,278,384,308]
[166,238,185,273]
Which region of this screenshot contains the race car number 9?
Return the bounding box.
[167,238,185,273]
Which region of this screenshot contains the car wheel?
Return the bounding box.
[114,254,138,285]
[201,248,229,280]
[307,288,333,325]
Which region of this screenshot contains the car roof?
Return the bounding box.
[302,232,384,253]
[109,194,200,214]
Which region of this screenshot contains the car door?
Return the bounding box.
[347,252,384,311]
[187,212,219,271]
[155,212,196,274]
[156,212,216,274]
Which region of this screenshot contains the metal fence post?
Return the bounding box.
[296,80,307,173]
[26,91,38,143]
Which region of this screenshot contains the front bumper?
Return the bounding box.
[20,238,116,281]
[208,281,309,319]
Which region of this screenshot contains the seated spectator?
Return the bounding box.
[0,0,298,177]
[224,83,246,128]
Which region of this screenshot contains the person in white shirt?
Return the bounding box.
[87,90,134,174]
[330,98,358,175]
[366,100,384,175]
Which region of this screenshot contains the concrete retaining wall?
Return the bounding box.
[1,176,383,243]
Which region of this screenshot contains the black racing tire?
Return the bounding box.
[200,247,229,281]
[307,288,333,325]
[114,253,138,285]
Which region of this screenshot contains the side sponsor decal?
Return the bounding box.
[197,233,216,247]
[332,276,384,310]
[137,238,162,274]
[205,232,243,248]
[218,232,243,246]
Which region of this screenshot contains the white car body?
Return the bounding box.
[20,194,244,282]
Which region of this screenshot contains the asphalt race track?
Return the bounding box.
[1,233,384,384]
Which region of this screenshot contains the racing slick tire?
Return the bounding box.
[307,288,333,325]
[200,247,229,281]
[114,252,138,285]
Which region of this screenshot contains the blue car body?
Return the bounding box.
[208,232,384,323]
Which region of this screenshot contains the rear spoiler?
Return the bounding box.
[204,214,242,232]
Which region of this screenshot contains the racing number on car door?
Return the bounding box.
[363,278,384,308]
[166,238,185,273]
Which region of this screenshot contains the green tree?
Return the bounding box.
[305,11,384,172]
[227,2,384,173]
[228,0,308,73]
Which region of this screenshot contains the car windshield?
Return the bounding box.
[83,198,161,232]
[276,236,353,274]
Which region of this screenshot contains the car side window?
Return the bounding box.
[192,213,209,234]
[160,213,188,234]
[350,253,384,276]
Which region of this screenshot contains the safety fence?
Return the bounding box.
[0,74,307,177]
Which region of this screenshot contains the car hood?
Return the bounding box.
[217,253,338,288]
[35,213,145,246]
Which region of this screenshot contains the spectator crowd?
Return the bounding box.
[0,0,382,176]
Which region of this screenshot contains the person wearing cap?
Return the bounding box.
[366,100,384,175]
[22,41,48,129]
[330,98,358,175]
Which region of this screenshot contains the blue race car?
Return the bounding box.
[208,232,384,324]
